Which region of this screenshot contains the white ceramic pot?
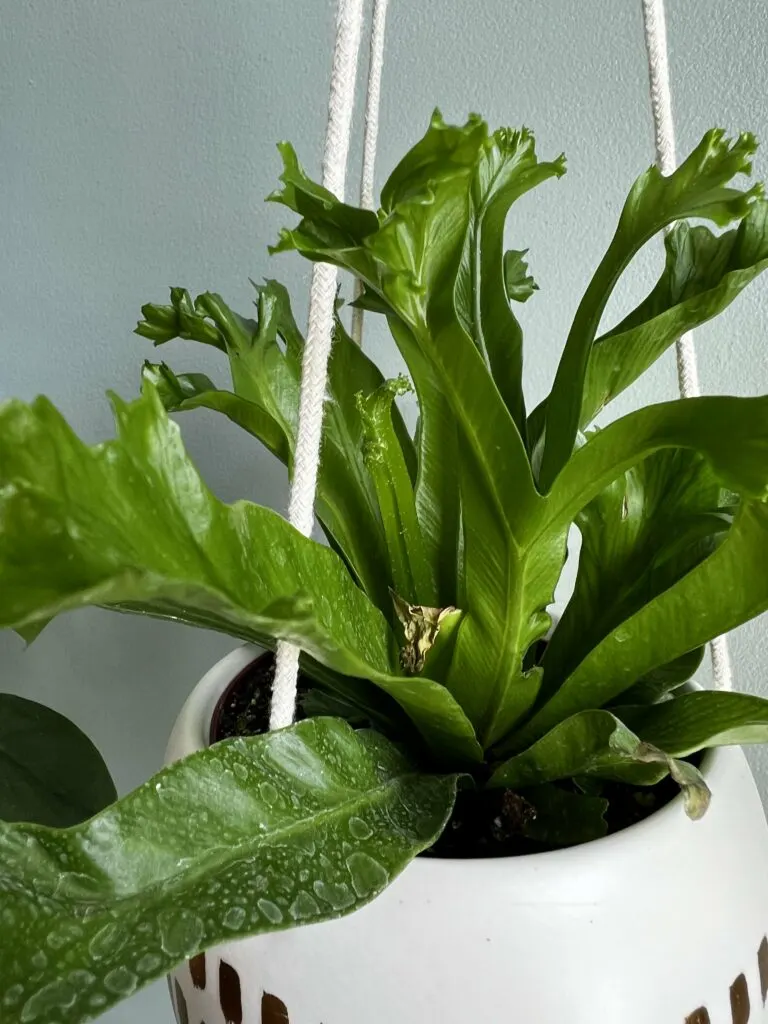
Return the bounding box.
[166,646,768,1024]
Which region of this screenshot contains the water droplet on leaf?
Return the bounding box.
[3,984,24,1008]
[104,967,137,996]
[30,951,47,971]
[46,923,84,950]
[345,852,389,897]
[67,970,95,989]
[257,899,283,925]
[88,922,125,961]
[20,981,76,1023]
[289,890,320,920]
[313,879,355,910]
[259,782,278,805]
[136,953,162,975]
[158,908,203,958]
[348,817,373,840]
[222,906,246,930]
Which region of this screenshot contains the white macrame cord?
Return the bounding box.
[351,0,390,345]
[641,0,733,692]
[270,0,366,730]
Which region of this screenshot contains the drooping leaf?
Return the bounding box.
[0,718,456,1024]
[540,130,763,489]
[0,694,116,828]
[489,709,709,818]
[490,710,651,787]
[0,385,481,761]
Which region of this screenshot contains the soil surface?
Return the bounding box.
[210,653,307,743]
[426,774,682,858]
[213,653,681,855]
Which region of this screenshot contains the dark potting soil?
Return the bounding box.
[212,653,681,856]
[210,654,308,743]
[425,774,682,858]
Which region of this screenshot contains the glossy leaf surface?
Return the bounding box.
[540,130,762,488]
[620,690,768,754]
[518,500,768,745]
[0,718,456,1024]
[490,709,710,819]
[0,694,116,828]
[543,449,727,687]
[272,114,559,746]
[527,199,768,444]
[138,282,412,613]
[0,385,480,760]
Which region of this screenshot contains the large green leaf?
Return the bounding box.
[540,129,762,489]
[0,718,456,1024]
[543,395,768,529]
[543,448,728,686]
[138,282,411,614]
[454,127,565,433]
[610,647,706,707]
[527,199,768,446]
[0,385,480,761]
[580,200,768,428]
[517,500,768,746]
[273,114,559,747]
[620,690,768,754]
[0,694,116,828]
[491,394,768,750]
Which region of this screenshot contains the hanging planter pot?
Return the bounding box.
[7,3,768,1021]
[166,648,768,1024]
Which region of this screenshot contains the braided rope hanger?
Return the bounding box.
[271,0,382,728]
[271,0,734,729]
[641,0,733,691]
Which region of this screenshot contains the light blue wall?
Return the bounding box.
[2,2,767,1020]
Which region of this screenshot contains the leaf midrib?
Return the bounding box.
[31,770,434,910]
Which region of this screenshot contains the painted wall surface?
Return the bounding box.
[1,2,767,1020]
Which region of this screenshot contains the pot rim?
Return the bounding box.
[171,644,727,871]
